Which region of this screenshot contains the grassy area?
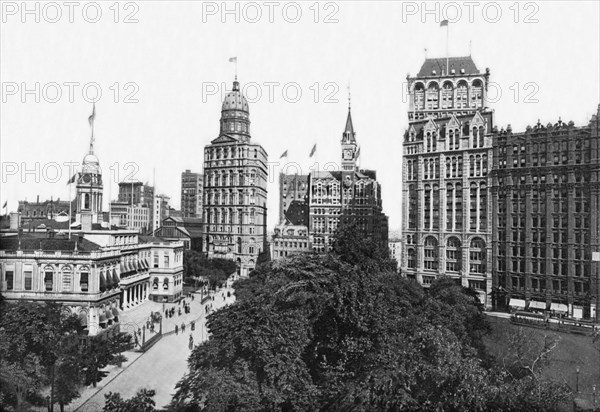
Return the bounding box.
[484,316,600,404]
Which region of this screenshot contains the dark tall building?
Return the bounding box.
[401,56,493,307]
[491,106,600,320]
[279,173,308,223]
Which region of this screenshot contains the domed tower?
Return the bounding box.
[76,105,103,225]
[219,78,251,142]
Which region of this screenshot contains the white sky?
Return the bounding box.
[1,1,599,231]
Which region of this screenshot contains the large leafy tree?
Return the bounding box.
[104,388,156,412]
[171,230,570,411]
[0,301,83,412]
[184,250,236,289]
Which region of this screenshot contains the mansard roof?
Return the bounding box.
[417,56,479,77]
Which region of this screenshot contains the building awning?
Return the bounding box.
[79,312,88,327]
[99,313,107,323]
[529,300,546,310]
[111,307,120,318]
[99,272,107,291]
[112,269,120,285]
[105,309,114,320]
[509,298,526,309]
[550,303,568,312]
[120,262,126,272]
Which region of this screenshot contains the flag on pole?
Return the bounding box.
[309,144,317,157]
[440,19,448,27]
[2,201,7,208]
[280,150,288,159]
[356,146,361,158]
[67,173,77,185]
[229,57,237,63]
[88,104,96,126]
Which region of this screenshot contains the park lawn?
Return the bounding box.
[483,316,600,396]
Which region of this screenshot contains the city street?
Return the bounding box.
[75,283,236,411]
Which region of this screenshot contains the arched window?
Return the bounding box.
[472,79,483,108]
[478,126,485,148]
[446,237,461,272]
[442,81,453,109]
[424,236,438,270]
[152,278,159,290]
[237,237,242,254]
[426,82,439,110]
[163,278,169,290]
[414,82,425,110]
[469,238,486,274]
[457,80,468,108]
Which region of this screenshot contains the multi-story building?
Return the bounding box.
[308,106,388,253]
[401,56,494,307]
[109,201,151,232]
[18,197,73,227]
[0,110,184,335]
[202,78,268,276]
[491,107,600,320]
[272,223,310,260]
[389,238,402,270]
[152,194,170,233]
[181,170,203,219]
[279,174,308,223]
[117,181,154,206]
[153,216,204,251]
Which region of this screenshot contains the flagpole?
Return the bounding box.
[446,23,449,75]
[68,180,72,240]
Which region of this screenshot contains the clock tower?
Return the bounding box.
[76,105,103,225]
[341,105,357,172]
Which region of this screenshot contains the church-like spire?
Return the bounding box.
[343,86,356,143]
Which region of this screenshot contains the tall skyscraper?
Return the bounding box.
[401,56,494,307]
[491,107,600,320]
[202,78,268,276]
[181,170,203,218]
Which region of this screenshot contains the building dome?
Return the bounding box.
[221,80,249,113]
[82,153,100,174]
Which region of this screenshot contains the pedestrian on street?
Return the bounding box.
[182,322,185,333]
[175,324,179,335]
[178,308,182,316]
[191,321,195,331]
[189,334,194,350]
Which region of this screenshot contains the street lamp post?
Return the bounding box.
[576,366,580,393]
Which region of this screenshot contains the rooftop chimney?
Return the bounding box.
[9,212,21,230]
[81,212,93,232]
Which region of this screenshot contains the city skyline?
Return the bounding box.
[2,1,599,231]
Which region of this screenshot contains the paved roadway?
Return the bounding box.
[77,284,235,411]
